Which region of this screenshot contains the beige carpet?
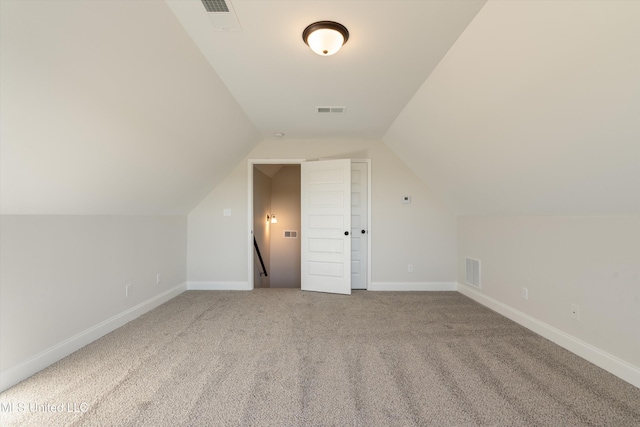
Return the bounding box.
[1,290,639,426]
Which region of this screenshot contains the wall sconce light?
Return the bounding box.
[266,215,270,223]
[302,21,349,56]
[270,214,278,224]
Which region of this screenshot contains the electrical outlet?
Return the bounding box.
[571,304,580,320]
[125,284,132,298]
[156,273,161,285]
[521,287,528,300]
[408,264,413,273]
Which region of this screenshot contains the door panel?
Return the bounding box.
[301,159,352,295]
[351,162,368,289]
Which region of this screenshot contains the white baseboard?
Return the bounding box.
[369,282,457,291]
[187,281,251,291]
[0,282,187,393]
[457,283,640,389]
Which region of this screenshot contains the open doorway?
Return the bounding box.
[248,158,371,293]
[252,163,301,289]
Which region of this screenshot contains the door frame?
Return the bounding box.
[247,158,371,291]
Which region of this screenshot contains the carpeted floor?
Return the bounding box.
[1,290,639,426]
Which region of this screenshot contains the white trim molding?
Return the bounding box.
[0,282,187,392]
[187,281,251,291]
[457,282,640,389]
[369,282,457,291]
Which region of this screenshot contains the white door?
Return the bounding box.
[351,162,368,289]
[301,159,352,295]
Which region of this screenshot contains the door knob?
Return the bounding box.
[344,231,349,236]
[361,229,366,234]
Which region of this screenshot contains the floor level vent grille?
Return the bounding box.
[465,257,481,288]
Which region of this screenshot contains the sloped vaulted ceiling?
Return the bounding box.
[0,0,260,215]
[384,0,640,216]
[165,0,486,139]
[2,0,488,215]
[2,1,638,217]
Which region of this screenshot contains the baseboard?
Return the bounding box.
[369,282,457,291]
[457,283,640,389]
[187,281,251,291]
[0,282,187,393]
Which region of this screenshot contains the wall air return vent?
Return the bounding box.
[201,0,229,13]
[317,106,347,113]
[465,257,481,288]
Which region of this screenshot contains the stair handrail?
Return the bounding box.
[253,236,268,277]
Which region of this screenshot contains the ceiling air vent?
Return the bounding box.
[317,106,347,113]
[201,0,241,31]
[201,0,229,13]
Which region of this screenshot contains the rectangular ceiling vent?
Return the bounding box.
[317,106,347,114]
[465,257,481,289]
[201,0,229,13]
[201,0,241,31]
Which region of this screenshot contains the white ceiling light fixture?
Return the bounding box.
[302,21,349,56]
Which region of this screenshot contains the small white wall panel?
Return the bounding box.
[309,192,344,208]
[309,261,344,278]
[351,236,361,253]
[309,238,344,253]
[351,260,361,274]
[309,215,343,229]
[351,172,361,184]
[309,169,344,184]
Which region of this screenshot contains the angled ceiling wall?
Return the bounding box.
[2,1,638,217]
[384,0,640,216]
[0,0,260,215]
[165,0,486,139]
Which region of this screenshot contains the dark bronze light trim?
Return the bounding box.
[302,21,350,54]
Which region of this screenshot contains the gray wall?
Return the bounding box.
[269,166,301,288]
[187,138,457,289]
[457,215,640,370]
[0,215,187,381]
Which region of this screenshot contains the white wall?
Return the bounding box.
[379,0,640,387]
[0,0,260,216]
[457,215,640,386]
[252,168,272,288]
[187,138,457,290]
[0,215,187,390]
[269,166,301,288]
[384,0,640,217]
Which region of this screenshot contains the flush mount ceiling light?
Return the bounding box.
[302,21,349,56]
